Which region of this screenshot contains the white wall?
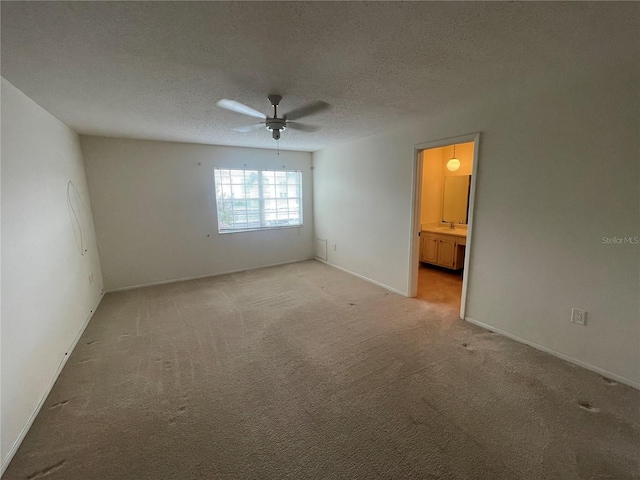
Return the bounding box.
[313,70,639,386]
[80,137,314,291]
[1,78,104,471]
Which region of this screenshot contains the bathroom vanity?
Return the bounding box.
[420,227,466,270]
[418,172,470,270]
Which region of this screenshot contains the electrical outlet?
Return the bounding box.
[571,308,586,326]
[332,243,337,251]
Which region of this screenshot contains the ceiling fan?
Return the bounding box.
[216,95,330,140]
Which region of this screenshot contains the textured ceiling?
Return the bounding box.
[1,2,637,152]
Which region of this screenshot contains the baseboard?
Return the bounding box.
[105,257,316,293]
[464,316,640,391]
[1,293,104,476]
[314,258,408,297]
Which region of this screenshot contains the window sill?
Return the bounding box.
[218,225,303,235]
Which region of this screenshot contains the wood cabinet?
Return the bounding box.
[420,234,438,264]
[420,231,465,270]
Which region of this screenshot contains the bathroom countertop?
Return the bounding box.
[422,227,467,237]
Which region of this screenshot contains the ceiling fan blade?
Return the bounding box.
[233,123,265,133]
[284,101,331,121]
[216,99,266,119]
[287,121,319,133]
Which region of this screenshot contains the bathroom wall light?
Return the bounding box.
[446,145,460,171]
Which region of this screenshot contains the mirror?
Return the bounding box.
[442,175,471,224]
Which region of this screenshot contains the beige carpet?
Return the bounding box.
[5,260,639,479]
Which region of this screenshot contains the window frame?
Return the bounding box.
[214,167,303,234]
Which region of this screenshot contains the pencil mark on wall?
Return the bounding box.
[67,180,87,255]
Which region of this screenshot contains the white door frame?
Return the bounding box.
[408,133,481,320]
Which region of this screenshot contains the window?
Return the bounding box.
[214,168,303,233]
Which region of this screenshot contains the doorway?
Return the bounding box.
[409,134,480,319]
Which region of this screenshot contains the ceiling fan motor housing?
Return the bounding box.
[266,117,286,140]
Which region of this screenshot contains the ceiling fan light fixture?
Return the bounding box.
[217,94,330,141]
